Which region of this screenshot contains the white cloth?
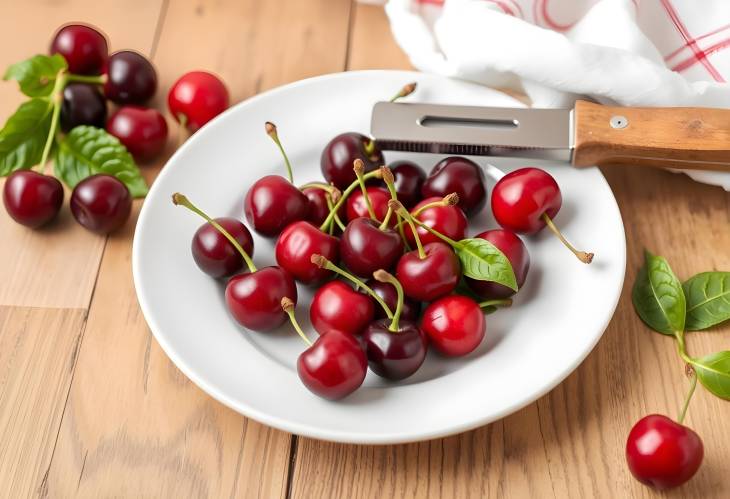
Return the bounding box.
[384,0,730,190]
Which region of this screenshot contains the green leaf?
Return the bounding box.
[55,125,148,197]
[455,238,517,291]
[3,54,67,97]
[631,250,685,335]
[683,272,730,331]
[693,351,730,400]
[0,98,53,175]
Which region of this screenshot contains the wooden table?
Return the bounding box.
[1,2,729,497]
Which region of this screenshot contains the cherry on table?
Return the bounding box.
[50,24,108,75]
[466,229,530,299]
[310,280,374,336]
[70,174,131,234]
[104,50,157,105]
[341,217,403,277]
[421,156,486,215]
[320,132,383,189]
[421,295,486,356]
[168,71,229,132]
[106,106,168,162]
[60,83,107,132]
[405,195,467,248]
[191,217,254,279]
[384,160,425,209]
[2,170,64,228]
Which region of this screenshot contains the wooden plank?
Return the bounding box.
[0,307,86,498]
[348,3,413,71]
[44,0,353,496]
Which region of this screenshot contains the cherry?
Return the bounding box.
[384,160,425,208]
[60,83,107,132]
[346,186,391,223]
[104,50,157,105]
[2,170,63,228]
[396,242,460,302]
[466,229,530,299]
[50,24,108,75]
[106,106,168,162]
[168,71,229,132]
[491,167,593,263]
[275,221,339,284]
[422,157,486,215]
[366,279,420,322]
[191,217,254,278]
[320,132,383,189]
[70,174,131,234]
[421,295,486,356]
[341,217,403,277]
[404,195,467,248]
[310,280,374,336]
[302,186,341,228]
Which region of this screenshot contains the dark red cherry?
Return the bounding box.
[50,24,108,75]
[366,279,420,322]
[106,106,168,162]
[466,229,530,299]
[2,170,63,228]
[225,266,297,332]
[422,157,486,215]
[626,414,703,490]
[395,242,460,302]
[345,186,392,224]
[362,319,428,380]
[168,71,229,132]
[421,295,486,356]
[340,218,404,277]
[384,160,425,208]
[60,83,107,132]
[320,132,383,189]
[275,221,339,284]
[302,187,344,228]
[104,50,157,105]
[70,174,131,234]
[310,280,374,336]
[297,329,367,400]
[491,167,561,234]
[244,175,309,236]
[405,197,467,248]
[191,217,254,278]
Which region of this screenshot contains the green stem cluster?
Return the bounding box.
[319,168,382,233]
[373,269,404,332]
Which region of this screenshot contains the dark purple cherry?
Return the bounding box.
[320,132,383,189]
[2,170,64,228]
[191,217,254,278]
[60,83,107,132]
[341,217,404,277]
[366,279,420,322]
[70,174,131,234]
[104,50,158,105]
[422,157,486,215]
[385,160,425,208]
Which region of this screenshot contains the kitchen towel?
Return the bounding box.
[384,0,730,190]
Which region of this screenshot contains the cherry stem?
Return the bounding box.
[310,254,393,319]
[389,200,426,259]
[281,297,312,346]
[541,214,594,264]
[373,269,404,332]
[39,71,67,172]
[265,122,294,184]
[66,73,106,85]
[172,193,257,273]
[298,182,335,193]
[389,82,417,102]
[363,138,376,157]
[319,168,382,232]
[378,166,397,230]
[677,365,697,425]
[176,113,189,148]
[354,159,378,221]
[325,194,346,232]
[394,193,459,231]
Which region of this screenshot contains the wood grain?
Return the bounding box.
[348,3,412,71]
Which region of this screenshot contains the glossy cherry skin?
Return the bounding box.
[366,279,420,322]
[168,71,229,132]
[297,329,367,400]
[104,50,157,105]
[244,175,309,236]
[191,217,254,278]
[225,266,297,332]
[626,414,703,490]
[405,197,468,248]
[421,295,486,356]
[70,174,131,234]
[466,229,530,299]
[422,157,486,215]
[106,106,168,162]
[345,186,392,225]
[60,83,107,132]
[310,281,374,336]
[491,167,562,234]
[362,319,428,380]
[303,187,345,228]
[341,218,404,277]
[385,160,425,208]
[2,170,63,228]
[275,221,339,284]
[50,24,108,75]
[320,132,383,189]
[396,242,461,302]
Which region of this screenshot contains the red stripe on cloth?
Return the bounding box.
[664,23,730,61]
[671,37,730,73]
[534,0,577,31]
[486,0,517,17]
[660,0,725,82]
[414,0,445,4]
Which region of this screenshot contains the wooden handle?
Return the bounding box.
[572,100,730,171]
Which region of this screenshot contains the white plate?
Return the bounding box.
[133,70,626,444]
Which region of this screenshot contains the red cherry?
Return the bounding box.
[405,197,467,248]
[104,50,157,105]
[2,170,63,228]
[70,174,131,234]
[168,71,229,132]
[191,217,254,278]
[225,266,297,332]
[297,329,367,400]
[106,106,168,162]
[396,242,460,302]
[422,157,486,215]
[362,319,428,380]
[346,186,392,224]
[384,160,425,209]
[466,229,530,299]
[421,295,486,356]
[340,218,404,277]
[50,24,108,75]
[244,175,309,236]
[626,414,703,490]
[275,221,339,284]
[366,279,420,322]
[321,132,383,189]
[302,187,329,226]
[310,280,374,336]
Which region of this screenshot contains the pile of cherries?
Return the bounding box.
[174,101,594,401]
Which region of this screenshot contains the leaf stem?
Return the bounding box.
[677,365,697,424]
[281,297,312,346]
[39,72,67,172]
[541,213,594,264]
[265,122,294,184]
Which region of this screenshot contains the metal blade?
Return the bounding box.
[371,102,574,161]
